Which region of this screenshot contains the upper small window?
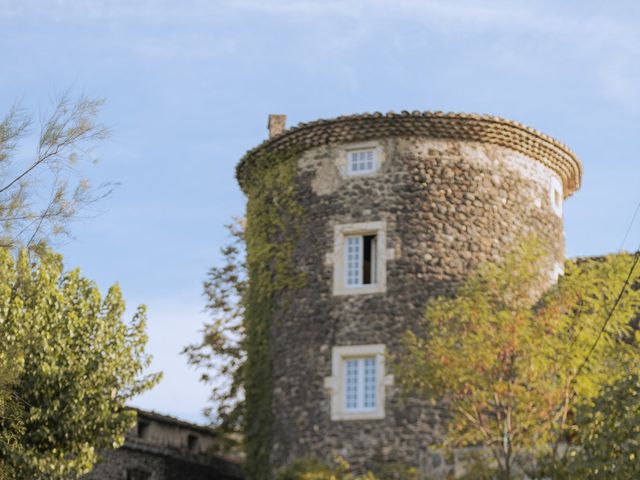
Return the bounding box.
[347,149,377,175]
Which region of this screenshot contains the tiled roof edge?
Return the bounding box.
[135,408,215,435]
[236,111,582,197]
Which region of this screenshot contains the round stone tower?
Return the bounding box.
[236,112,582,476]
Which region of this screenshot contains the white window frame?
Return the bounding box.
[549,176,563,217]
[345,236,362,287]
[347,148,378,176]
[329,221,392,296]
[324,344,393,421]
[345,234,377,287]
[343,356,377,412]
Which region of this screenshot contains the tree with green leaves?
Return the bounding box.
[183,220,246,448]
[274,456,422,480]
[395,242,640,479]
[559,373,640,479]
[0,93,112,252]
[0,248,160,479]
[276,457,388,480]
[0,92,158,478]
[0,360,23,480]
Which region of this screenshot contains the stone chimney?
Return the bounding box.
[268,114,287,139]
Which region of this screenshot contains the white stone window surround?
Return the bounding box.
[324,344,394,421]
[550,262,565,283]
[329,221,393,296]
[337,141,385,178]
[549,176,563,217]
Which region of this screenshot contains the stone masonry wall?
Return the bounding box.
[84,442,243,480]
[267,137,565,475]
[82,410,243,480]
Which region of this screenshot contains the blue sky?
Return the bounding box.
[2,0,640,423]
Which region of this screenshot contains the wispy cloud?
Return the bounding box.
[6,1,639,58]
[129,34,238,62]
[4,2,640,110]
[224,0,359,18]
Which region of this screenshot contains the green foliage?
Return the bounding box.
[184,219,246,447]
[560,373,640,479]
[276,457,379,480]
[0,93,112,252]
[242,148,305,479]
[276,457,338,480]
[453,450,500,480]
[367,460,420,480]
[0,248,160,479]
[275,457,422,480]
[395,240,640,478]
[0,359,23,479]
[186,149,305,473]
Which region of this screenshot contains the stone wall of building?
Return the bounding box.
[83,410,243,480]
[84,443,242,480]
[237,112,582,476]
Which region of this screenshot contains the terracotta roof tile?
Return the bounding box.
[236,111,582,197]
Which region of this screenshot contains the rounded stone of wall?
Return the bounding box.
[237,112,582,475]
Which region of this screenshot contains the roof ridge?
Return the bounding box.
[237,111,582,196]
[264,111,576,154]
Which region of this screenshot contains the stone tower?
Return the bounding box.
[236,112,582,476]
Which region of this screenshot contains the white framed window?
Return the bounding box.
[549,177,563,217]
[344,357,377,411]
[347,148,378,175]
[345,234,377,287]
[550,262,564,284]
[330,221,391,296]
[324,344,393,421]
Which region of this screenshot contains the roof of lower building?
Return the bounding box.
[135,408,217,436]
[236,111,582,197]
